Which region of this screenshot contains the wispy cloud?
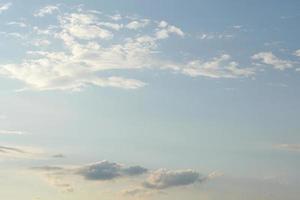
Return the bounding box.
[274,144,300,152]
[0,145,43,160]
[182,54,255,78]
[7,21,27,28]
[0,145,26,153]
[0,130,27,135]
[34,5,59,17]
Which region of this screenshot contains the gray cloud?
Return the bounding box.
[32,166,65,171]
[52,154,65,158]
[0,145,26,154]
[77,160,148,180]
[143,169,203,189]
[31,159,216,195]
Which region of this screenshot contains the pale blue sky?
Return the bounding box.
[0,1,299,199]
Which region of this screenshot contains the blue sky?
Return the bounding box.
[0,1,300,199]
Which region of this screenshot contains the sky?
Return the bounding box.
[0,0,300,199]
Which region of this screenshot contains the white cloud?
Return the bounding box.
[294,49,300,57]
[0,8,257,91]
[0,2,11,14]
[197,33,234,40]
[110,14,122,21]
[126,19,149,30]
[34,5,59,17]
[59,13,113,40]
[252,52,294,70]
[7,21,27,28]
[182,54,255,78]
[155,21,185,39]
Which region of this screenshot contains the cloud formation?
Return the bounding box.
[0,6,257,91]
[182,54,255,78]
[31,159,214,196]
[252,52,294,70]
[143,169,202,189]
[77,160,148,180]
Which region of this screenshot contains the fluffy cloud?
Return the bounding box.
[143,169,202,189]
[0,2,11,13]
[0,7,257,92]
[77,160,148,180]
[155,20,185,39]
[34,5,59,17]
[252,52,294,70]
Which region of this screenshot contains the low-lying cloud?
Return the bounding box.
[77,160,148,180]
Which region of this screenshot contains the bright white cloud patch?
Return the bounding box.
[0,2,11,13]
[0,6,258,91]
[294,49,300,57]
[252,52,294,70]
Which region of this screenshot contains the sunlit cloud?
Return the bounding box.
[0,6,258,92]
